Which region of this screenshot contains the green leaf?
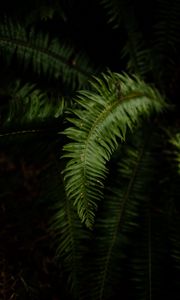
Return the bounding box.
[63,72,165,228]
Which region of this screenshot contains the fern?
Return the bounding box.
[63,72,165,228]
[101,0,151,77]
[100,0,137,31]
[7,82,64,123]
[49,165,89,299]
[100,0,125,28]
[0,19,96,90]
[0,80,65,140]
[0,3,179,299]
[85,131,157,300]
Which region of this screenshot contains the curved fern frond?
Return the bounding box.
[0,81,65,138]
[49,166,89,299]
[8,82,64,122]
[0,19,96,89]
[87,132,156,300]
[63,72,165,228]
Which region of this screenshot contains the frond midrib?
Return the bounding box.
[0,36,91,79]
[0,129,42,137]
[86,91,143,138]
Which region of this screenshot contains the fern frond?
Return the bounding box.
[101,0,151,77]
[152,0,180,86]
[49,166,89,299]
[147,129,180,300]
[7,81,64,123]
[121,7,152,77]
[0,19,95,89]
[0,81,65,140]
[100,0,125,28]
[63,72,165,228]
[122,31,151,77]
[129,206,170,300]
[86,132,156,300]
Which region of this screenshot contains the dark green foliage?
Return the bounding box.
[63,72,165,228]
[0,1,179,300]
[0,18,96,90]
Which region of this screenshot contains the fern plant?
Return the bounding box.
[0,1,180,299]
